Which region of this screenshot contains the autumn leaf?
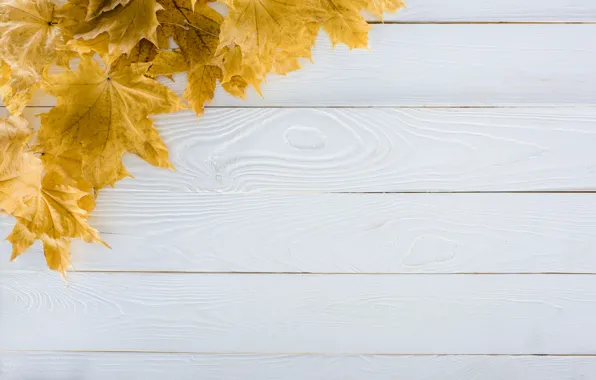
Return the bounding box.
[217,0,307,84]
[7,171,106,275]
[69,0,163,60]
[0,0,77,113]
[367,0,406,19]
[155,0,223,114]
[0,61,33,115]
[86,0,131,20]
[0,116,42,217]
[112,38,162,72]
[35,56,184,189]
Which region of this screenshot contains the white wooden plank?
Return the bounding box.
[209,0,596,22]
[3,193,596,273]
[12,107,596,192]
[1,272,595,353]
[2,352,596,380]
[19,25,596,107]
[370,0,596,22]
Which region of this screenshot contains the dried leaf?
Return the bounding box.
[0,116,42,217]
[35,56,184,189]
[8,171,106,275]
[70,0,163,59]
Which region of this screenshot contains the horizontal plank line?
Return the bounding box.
[369,21,596,24]
[334,191,596,194]
[19,190,596,194]
[3,349,596,357]
[13,105,596,110]
[3,270,596,275]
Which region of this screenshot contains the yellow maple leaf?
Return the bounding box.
[34,56,184,189]
[112,38,164,73]
[0,61,33,115]
[367,0,406,20]
[155,0,223,114]
[0,0,77,113]
[86,0,131,20]
[69,0,163,60]
[0,116,42,217]
[218,0,404,92]
[7,171,106,275]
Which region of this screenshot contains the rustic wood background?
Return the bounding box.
[2,1,596,378]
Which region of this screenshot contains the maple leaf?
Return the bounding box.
[7,171,106,275]
[0,116,42,217]
[0,0,77,113]
[218,0,405,93]
[112,38,162,72]
[34,56,184,189]
[0,61,34,115]
[154,0,223,114]
[367,0,406,19]
[86,0,131,20]
[68,0,163,60]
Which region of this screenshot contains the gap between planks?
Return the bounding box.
[2,349,596,357]
[14,105,596,109]
[4,270,596,275]
[368,21,596,24]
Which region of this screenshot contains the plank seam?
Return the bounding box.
[3,270,596,275]
[368,21,596,24]
[2,349,596,356]
[10,105,596,109]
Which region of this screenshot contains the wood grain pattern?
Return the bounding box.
[18,25,596,107]
[2,352,596,380]
[369,0,596,22]
[1,272,595,354]
[12,107,596,193]
[3,193,596,273]
[210,0,596,22]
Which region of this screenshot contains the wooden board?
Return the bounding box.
[370,0,596,22]
[2,352,596,380]
[19,25,596,107]
[9,107,596,193]
[3,193,596,273]
[210,0,596,22]
[2,272,595,354]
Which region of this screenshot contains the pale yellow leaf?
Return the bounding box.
[0,116,41,217]
[35,56,184,189]
[8,171,106,275]
[73,0,163,59]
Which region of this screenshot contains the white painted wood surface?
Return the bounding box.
[10,107,596,192]
[20,25,596,107]
[3,193,596,273]
[2,272,596,353]
[2,2,596,378]
[2,352,596,380]
[212,0,596,22]
[374,0,596,22]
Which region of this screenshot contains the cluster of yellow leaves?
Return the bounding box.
[0,0,404,274]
